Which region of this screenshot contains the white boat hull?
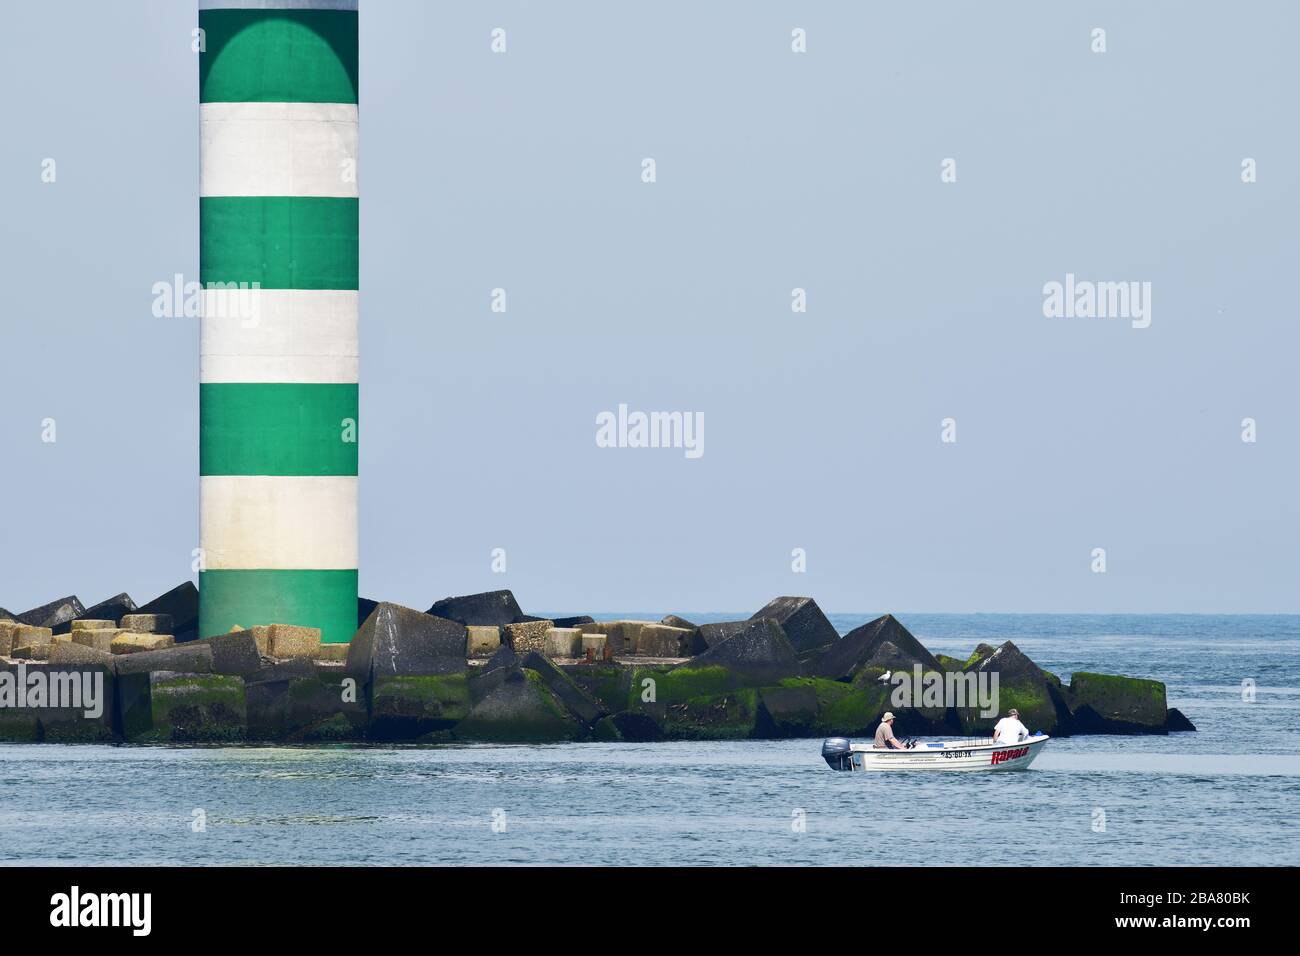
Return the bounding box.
[825,735,1050,772]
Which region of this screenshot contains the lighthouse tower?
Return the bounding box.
[197,0,358,643]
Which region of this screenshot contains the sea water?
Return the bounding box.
[1,614,1295,866]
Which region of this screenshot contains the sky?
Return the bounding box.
[1,1,1297,616]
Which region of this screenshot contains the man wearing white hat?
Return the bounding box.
[873,712,906,749]
[992,708,1029,745]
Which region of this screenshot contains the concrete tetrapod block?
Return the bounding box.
[543,628,582,659]
[0,661,115,743]
[503,619,553,655]
[466,625,501,657]
[749,596,840,654]
[581,620,691,656]
[119,614,174,635]
[268,624,321,660]
[575,620,646,655]
[680,619,801,683]
[0,662,41,740]
[72,629,123,653]
[54,593,137,635]
[755,685,821,738]
[696,620,753,651]
[16,596,84,630]
[49,642,115,667]
[630,624,693,657]
[368,674,472,741]
[112,642,214,676]
[118,671,245,743]
[426,589,527,628]
[454,668,585,743]
[136,582,199,643]
[347,602,469,680]
[552,615,595,629]
[358,596,379,627]
[955,641,1072,736]
[0,621,19,657]
[809,614,941,681]
[245,664,365,743]
[519,651,605,725]
[242,625,271,656]
[111,633,176,655]
[192,630,262,676]
[11,626,54,659]
[1064,672,1169,735]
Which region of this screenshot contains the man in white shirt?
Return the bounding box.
[992,708,1029,744]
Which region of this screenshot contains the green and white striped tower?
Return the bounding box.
[198,0,358,643]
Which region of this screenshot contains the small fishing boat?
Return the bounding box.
[821,734,1050,772]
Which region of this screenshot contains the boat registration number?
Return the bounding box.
[942,750,974,759]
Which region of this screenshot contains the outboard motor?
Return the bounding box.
[821,737,853,770]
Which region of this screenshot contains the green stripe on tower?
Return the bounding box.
[199,1,359,645]
[199,569,359,645]
[200,197,358,290]
[200,8,358,104]
[201,383,358,476]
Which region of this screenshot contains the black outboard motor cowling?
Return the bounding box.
[821,737,853,771]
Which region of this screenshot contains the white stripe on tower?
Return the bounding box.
[201,475,359,570]
[201,289,359,384]
[200,102,358,199]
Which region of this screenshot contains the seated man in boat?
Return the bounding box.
[873,712,907,749]
[992,708,1029,745]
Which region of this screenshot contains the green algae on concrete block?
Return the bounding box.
[953,681,1067,736]
[119,672,246,743]
[621,669,878,741]
[658,687,760,740]
[519,652,605,724]
[245,672,366,742]
[590,715,623,741]
[629,664,739,709]
[0,663,115,743]
[1066,671,1168,734]
[561,661,628,713]
[454,669,584,743]
[805,678,891,737]
[754,684,820,738]
[955,641,1072,735]
[851,667,953,732]
[0,712,42,742]
[369,673,471,740]
[298,711,360,743]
